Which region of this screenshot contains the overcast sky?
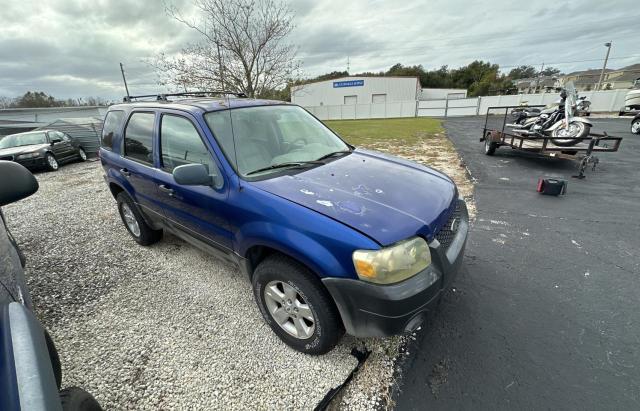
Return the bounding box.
[0,0,638,101]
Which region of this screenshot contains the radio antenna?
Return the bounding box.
[226,91,241,189]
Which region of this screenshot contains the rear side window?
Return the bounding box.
[160,115,215,173]
[124,113,155,165]
[101,110,125,150]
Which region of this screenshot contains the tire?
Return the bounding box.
[44,330,62,390]
[484,134,498,156]
[252,254,344,355]
[77,147,87,162]
[116,192,162,246]
[45,153,59,171]
[59,387,102,411]
[631,119,640,135]
[551,122,590,147]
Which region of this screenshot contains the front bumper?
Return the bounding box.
[3,157,48,169]
[323,199,469,337]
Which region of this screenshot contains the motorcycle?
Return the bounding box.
[509,82,592,147]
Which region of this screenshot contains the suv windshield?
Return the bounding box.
[204,105,350,177]
[0,132,48,149]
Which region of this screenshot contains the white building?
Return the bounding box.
[291,76,421,107]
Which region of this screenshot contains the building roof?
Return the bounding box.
[565,68,613,76]
[291,76,420,91]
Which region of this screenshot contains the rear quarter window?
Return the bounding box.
[123,112,155,165]
[101,110,125,151]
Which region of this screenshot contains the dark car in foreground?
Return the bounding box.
[0,161,101,410]
[0,130,87,171]
[99,93,469,355]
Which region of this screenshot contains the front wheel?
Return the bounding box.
[59,387,102,411]
[252,255,344,355]
[631,119,640,135]
[45,153,59,171]
[550,121,591,147]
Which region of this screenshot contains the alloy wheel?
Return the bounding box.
[263,280,316,339]
[121,203,141,237]
[79,148,87,160]
[632,120,640,134]
[47,155,58,170]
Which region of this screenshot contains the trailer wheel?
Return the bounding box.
[484,137,498,155]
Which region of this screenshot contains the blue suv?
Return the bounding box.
[99,93,468,354]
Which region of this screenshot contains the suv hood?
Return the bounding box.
[0,144,48,157]
[251,149,457,246]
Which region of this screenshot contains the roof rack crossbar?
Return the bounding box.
[123,90,247,102]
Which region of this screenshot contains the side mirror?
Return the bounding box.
[0,161,39,207]
[173,163,214,186]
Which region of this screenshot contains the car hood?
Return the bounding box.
[0,144,48,157]
[251,148,457,246]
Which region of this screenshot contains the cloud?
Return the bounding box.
[0,0,638,100]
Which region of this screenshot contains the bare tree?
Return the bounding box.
[152,0,299,97]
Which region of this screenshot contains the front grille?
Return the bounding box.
[435,201,462,249]
[0,155,14,161]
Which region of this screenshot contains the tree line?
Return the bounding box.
[0,91,109,109]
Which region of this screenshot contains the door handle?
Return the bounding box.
[158,184,175,197]
[120,168,131,177]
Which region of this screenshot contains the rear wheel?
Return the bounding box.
[45,153,59,171]
[116,192,162,245]
[252,255,344,355]
[77,147,87,162]
[551,121,590,147]
[631,119,640,135]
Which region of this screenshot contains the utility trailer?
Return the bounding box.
[480,105,623,179]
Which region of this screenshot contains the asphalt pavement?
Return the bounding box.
[396,117,640,410]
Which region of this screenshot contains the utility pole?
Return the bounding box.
[347,56,350,75]
[538,62,545,93]
[596,41,612,91]
[119,63,130,99]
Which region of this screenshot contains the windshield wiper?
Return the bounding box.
[246,161,323,176]
[315,150,351,161]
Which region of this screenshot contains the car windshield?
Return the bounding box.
[0,132,47,149]
[204,105,350,177]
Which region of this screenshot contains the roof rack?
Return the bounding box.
[122,91,247,103]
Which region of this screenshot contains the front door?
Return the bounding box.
[48,131,74,160]
[152,111,233,252]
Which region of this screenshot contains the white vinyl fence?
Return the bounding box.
[301,89,629,120]
[305,101,416,120]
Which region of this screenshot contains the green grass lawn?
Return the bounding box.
[323,117,443,146]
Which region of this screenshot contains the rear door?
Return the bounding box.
[120,111,165,223]
[152,111,233,251]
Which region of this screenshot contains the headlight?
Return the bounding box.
[352,237,431,284]
[16,152,40,159]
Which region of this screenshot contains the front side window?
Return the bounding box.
[0,132,48,149]
[160,115,216,174]
[204,105,349,177]
[124,112,155,164]
[102,110,125,150]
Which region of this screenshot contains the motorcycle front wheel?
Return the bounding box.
[550,122,590,147]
